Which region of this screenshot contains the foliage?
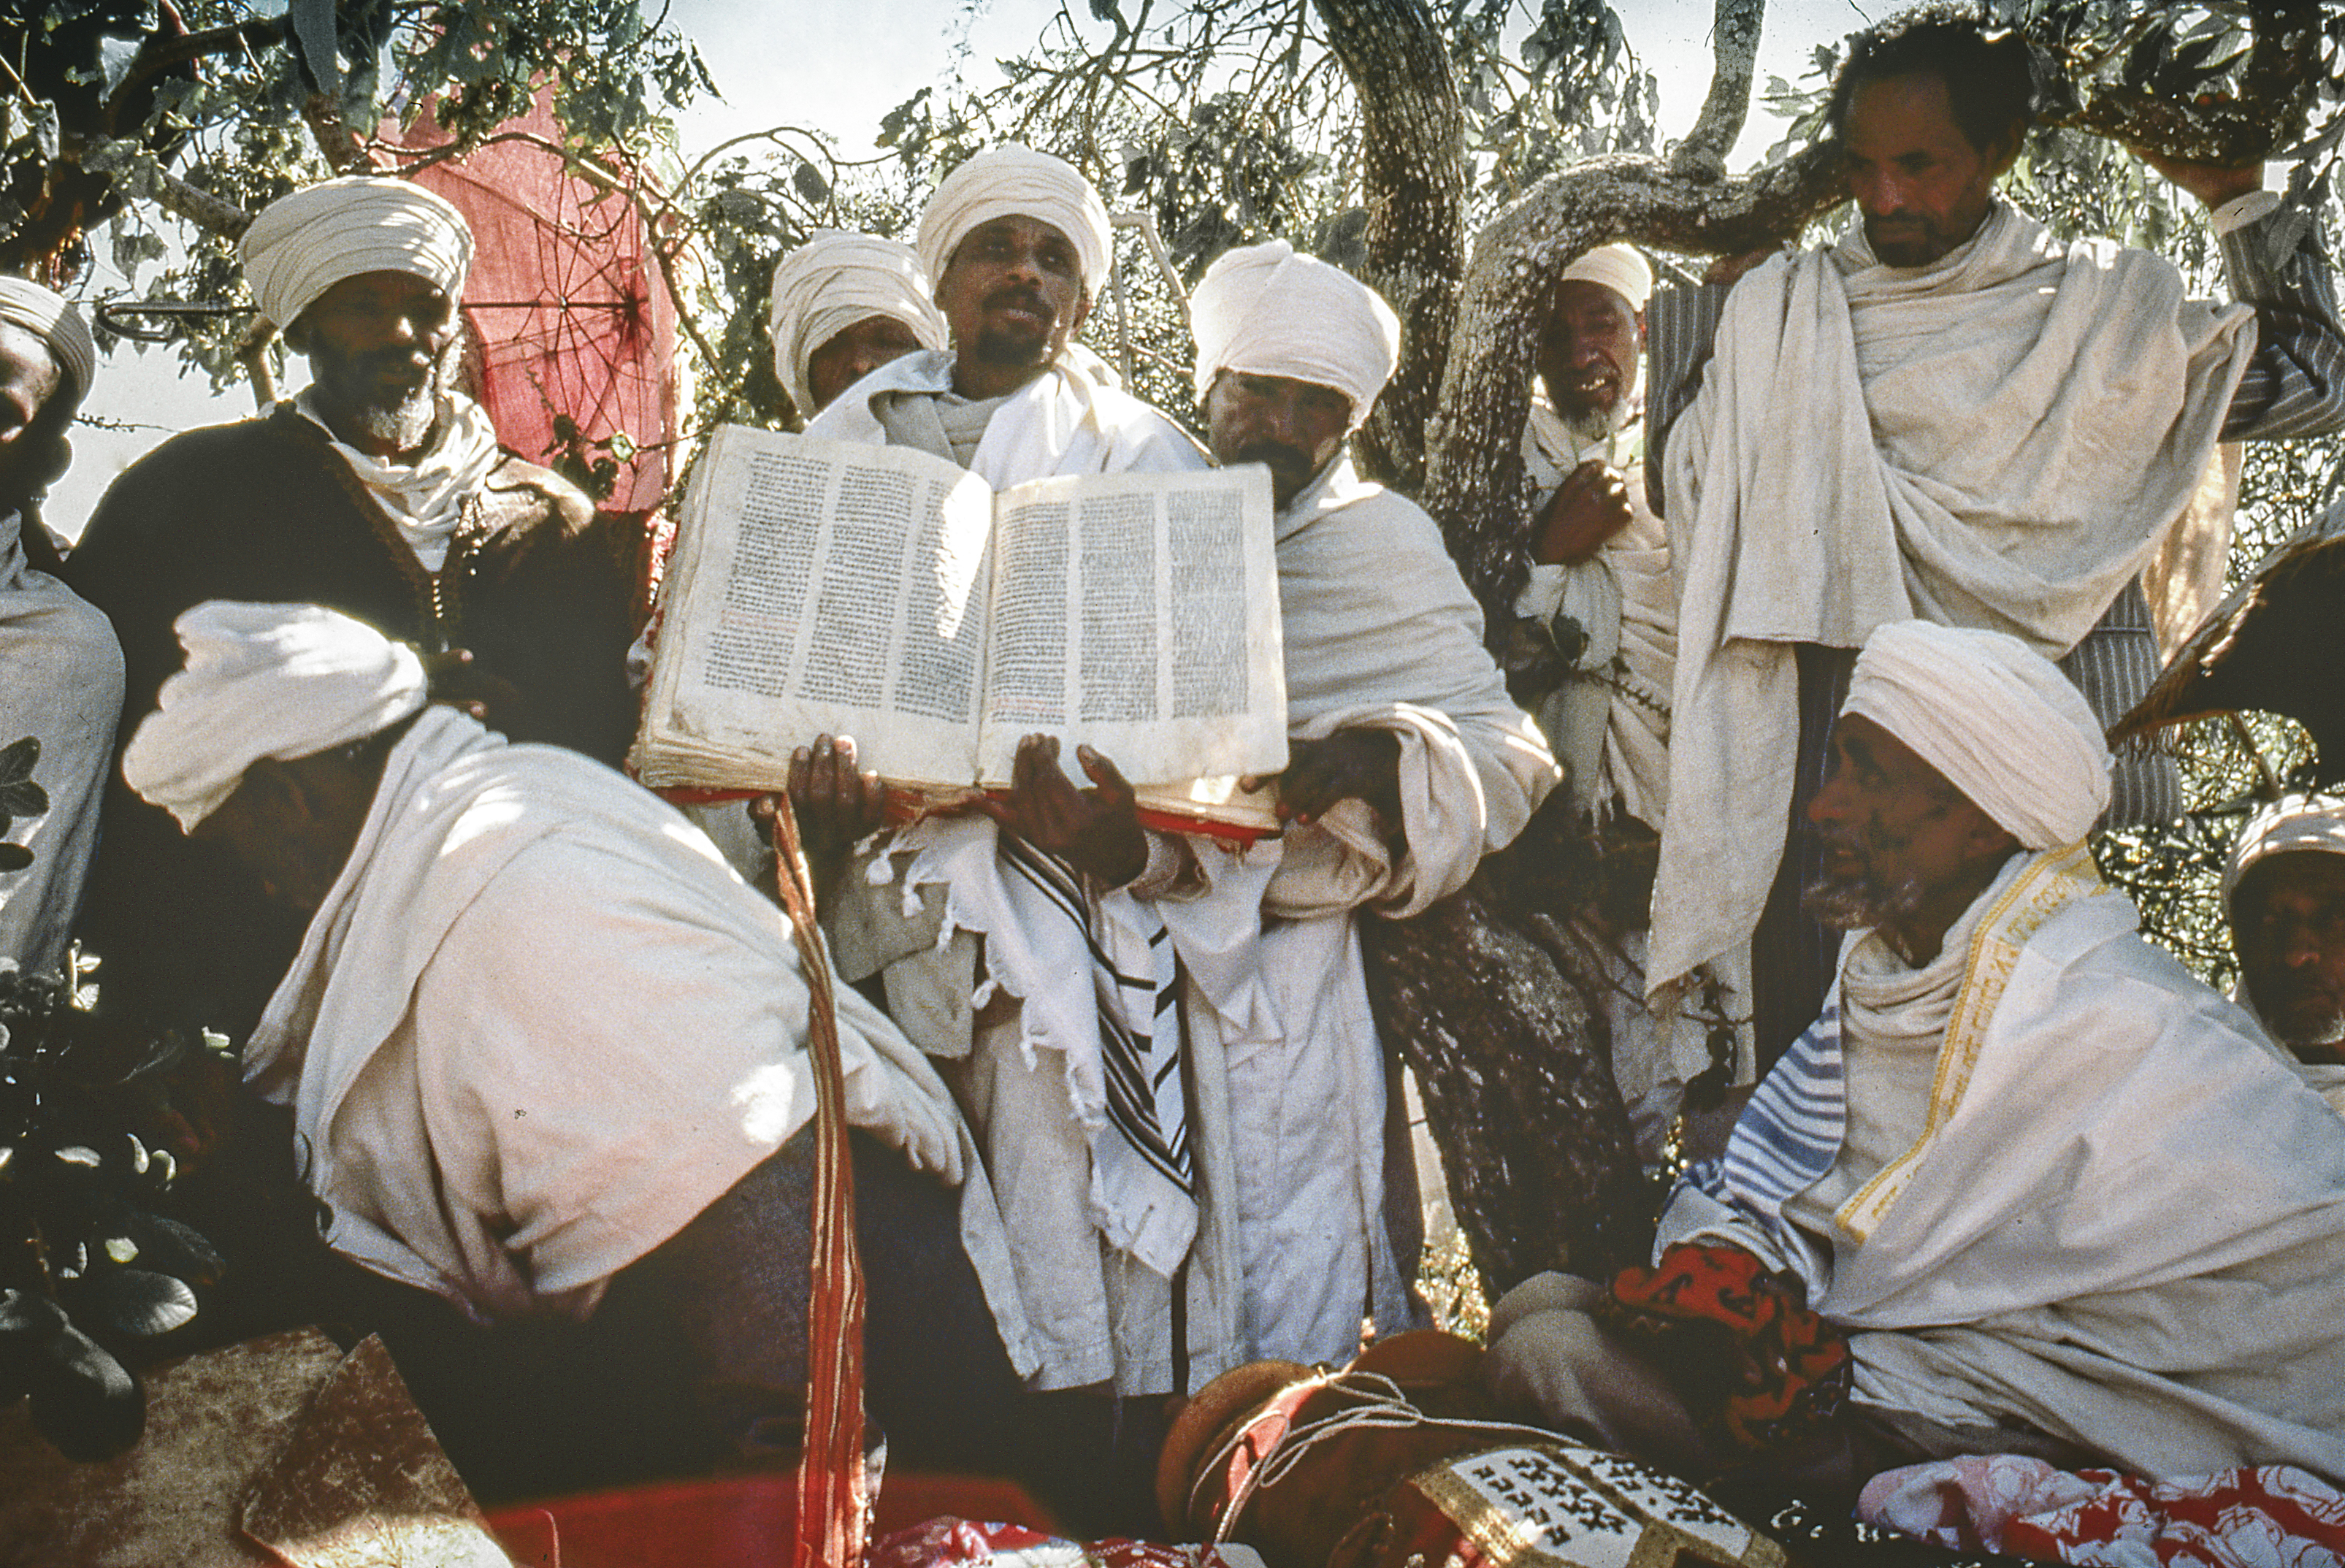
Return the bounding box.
[0,736,47,873]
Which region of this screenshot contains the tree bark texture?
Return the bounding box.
[1317,0,1466,496]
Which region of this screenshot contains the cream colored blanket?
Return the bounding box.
[1652,201,2257,1003]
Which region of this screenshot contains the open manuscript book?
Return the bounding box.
[632,427,1289,836]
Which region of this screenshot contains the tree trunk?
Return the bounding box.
[1316,0,1465,495]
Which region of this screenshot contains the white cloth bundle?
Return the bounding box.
[120,600,427,830]
[241,175,473,329]
[1841,620,2111,850]
[1650,199,2255,1004]
[768,232,948,415]
[1188,240,1401,431]
[916,144,1112,297]
[0,277,95,404]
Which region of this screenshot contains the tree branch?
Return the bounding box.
[1672,0,1765,177]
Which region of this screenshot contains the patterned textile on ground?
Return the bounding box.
[1858,1454,2345,1567]
[1600,1239,1852,1454]
[872,1517,1265,1568]
[1152,1331,1786,1568]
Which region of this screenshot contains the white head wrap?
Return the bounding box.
[240,176,474,331]
[121,601,429,831]
[2226,793,2345,904]
[768,232,948,415]
[1188,240,1402,433]
[1556,242,1653,313]
[916,144,1112,299]
[1841,620,2111,850]
[0,277,95,408]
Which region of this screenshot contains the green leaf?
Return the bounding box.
[0,735,38,786]
[77,1270,197,1337]
[0,844,30,873]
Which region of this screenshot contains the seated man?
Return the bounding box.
[768,230,947,424]
[119,600,1033,1500]
[0,279,120,971]
[1188,238,1558,1365]
[2227,792,2345,1113]
[66,175,640,1036]
[1488,621,2345,1496]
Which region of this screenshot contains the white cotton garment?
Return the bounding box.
[1651,198,2256,1009]
[296,389,504,571]
[240,175,473,329]
[915,144,1112,297]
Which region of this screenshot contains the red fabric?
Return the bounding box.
[387,88,678,516]
[1860,1455,2345,1566]
[1603,1240,1851,1452]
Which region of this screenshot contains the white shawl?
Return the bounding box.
[1665,849,2345,1480]
[803,348,1206,483]
[1651,201,2257,1003]
[1267,454,1557,919]
[245,708,982,1325]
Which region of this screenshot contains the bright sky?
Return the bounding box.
[55,0,1881,531]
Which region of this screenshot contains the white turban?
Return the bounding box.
[240,176,474,331]
[2226,793,2345,903]
[1842,620,2111,850]
[1557,242,1653,313]
[916,144,1112,299]
[122,601,429,832]
[0,277,95,407]
[768,232,948,415]
[1188,240,1401,433]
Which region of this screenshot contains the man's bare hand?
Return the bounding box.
[785,734,887,851]
[978,734,1147,887]
[1532,460,1634,566]
[1271,729,1404,830]
[2135,148,2262,210]
[422,648,521,729]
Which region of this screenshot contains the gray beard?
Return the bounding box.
[351,386,441,454]
[1802,864,1925,936]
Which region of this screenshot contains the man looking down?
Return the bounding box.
[2227,792,2345,1114]
[1488,621,2345,1496]
[119,600,1033,1499]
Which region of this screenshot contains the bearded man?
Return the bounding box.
[768,230,948,423]
[1642,6,2345,1064]
[64,175,638,1036]
[2226,793,2345,1114]
[0,278,120,971]
[1488,621,2345,1499]
[1189,238,1557,1369]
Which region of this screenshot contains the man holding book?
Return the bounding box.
[1190,238,1560,1366]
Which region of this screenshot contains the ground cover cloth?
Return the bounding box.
[1860,1455,2345,1567]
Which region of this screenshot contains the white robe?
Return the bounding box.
[245,708,1015,1351]
[1664,848,2345,1481]
[0,510,122,971]
[1651,200,2259,1009]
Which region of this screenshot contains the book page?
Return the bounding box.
[634,428,995,791]
[975,464,1286,789]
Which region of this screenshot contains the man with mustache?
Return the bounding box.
[2226,794,2345,1115]
[1640,4,2345,1073]
[1190,238,1556,1371]
[63,175,639,1039]
[1487,620,2345,1497]
[792,145,1218,1529]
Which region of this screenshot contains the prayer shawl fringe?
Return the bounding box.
[1651,200,2259,1007]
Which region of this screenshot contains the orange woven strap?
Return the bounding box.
[767,799,868,1568]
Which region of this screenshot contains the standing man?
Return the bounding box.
[2227,792,2345,1113]
[768,230,947,424]
[1645,7,2345,1061]
[1504,242,1670,829]
[0,278,119,971]
[64,175,639,1035]
[1188,238,1558,1366]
